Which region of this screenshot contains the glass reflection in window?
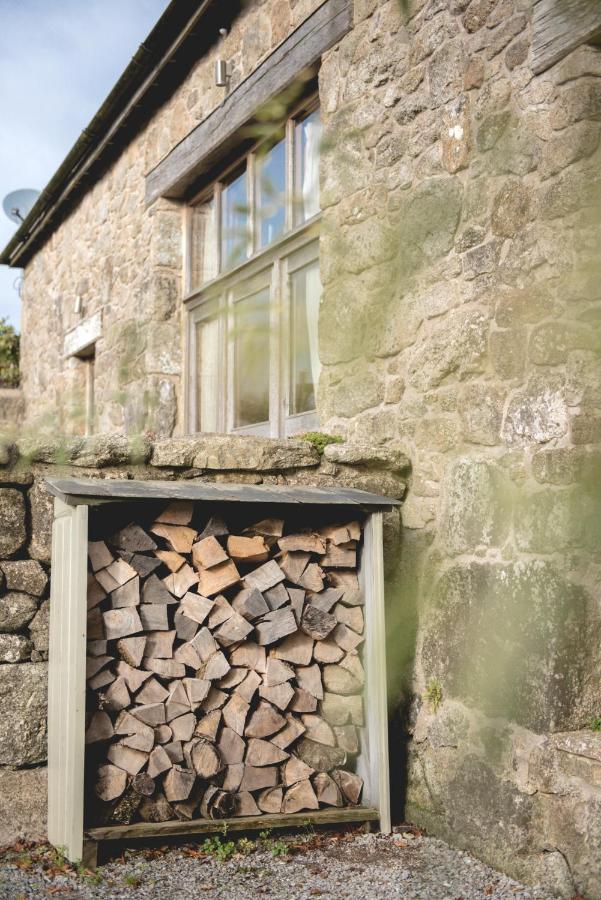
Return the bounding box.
[233,288,270,427]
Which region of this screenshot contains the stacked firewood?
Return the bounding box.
[85,502,365,825]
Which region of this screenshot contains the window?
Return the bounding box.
[185,100,322,437]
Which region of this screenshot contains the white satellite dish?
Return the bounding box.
[2,188,40,224]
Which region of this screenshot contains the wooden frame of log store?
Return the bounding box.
[46,477,396,865]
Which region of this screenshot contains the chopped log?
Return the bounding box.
[120,725,154,753]
[154,724,173,744]
[117,636,146,668]
[144,658,186,679]
[96,558,138,592]
[163,564,199,598]
[320,693,363,727]
[139,604,169,632]
[197,559,240,597]
[271,714,306,750]
[245,701,286,739]
[107,744,148,776]
[164,766,196,803]
[339,652,365,685]
[319,543,356,568]
[192,535,228,570]
[314,772,343,807]
[234,792,261,816]
[88,540,113,572]
[222,763,244,792]
[245,738,289,767]
[296,738,347,772]
[139,793,174,823]
[86,655,112,680]
[111,576,140,609]
[298,563,324,593]
[194,709,221,740]
[131,702,166,727]
[115,661,152,693]
[265,657,295,686]
[115,709,152,737]
[289,587,305,624]
[278,533,326,554]
[128,554,162,578]
[85,711,114,743]
[243,517,284,542]
[239,765,278,792]
[243,559,285,593]
[257,786,283,814]
[150,523,197,554]
[207,594,234,629]
[174,609,199,642]
[275,631,314,666]
[147,745,172,778]
[155,500,194,526]
[87,575,106,611]
[318,523,359,545]
[214,611,254,647]
[301,714,336,747]
[198,515,229,540]
[132,772,156,797]
[218,727,245,765]
[222,694,249,736]
[335,604,364,634]
[237,670,262,707]
[308,588,344,614]
[334,725,359,754]
[301,605,336,641]
[88,669,115,691]
[180,594,214,625]
[109,788,143,824]
[313,638,344,664]
[102,677,130,712]
[174,785,203,820]
[170,713,196,742]
[295,663,323,699]
[88,639,108,657]
[202,650,231,680]
[169,680,189,708]
[264,582,289,611]
[183,677,211,706]
[166,699,190,722]
[145,630,176,659]
[191,626,218,661]
[136,678,169,705]
[110,523,157,553]
[142,574,175,605]
[87,607,105,641]
[173,641,202,670]
[219,667,247,689]
[227,534,269,565]
[279,551,310,585]
[205,789,235,819]
[230,641,266,672]
[283,779,319,813]
[255,608,297,646]
[103,607,142,641]
[283,755,315,786]
[327,570,362,606]
[96,764,127,802]
[164,740,184,763]
[231,587,269,620]
[290,687,317,714]
[201,687,228,711]
[258,681,294,711]
[322,665,362,695]
[332,769,363,805]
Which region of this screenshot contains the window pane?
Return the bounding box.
[289,259,321,415]
[234,288,270,427]
[294,109,322,225]
[221,168,249,270]
[190,198,218,289]
[195,317,220,432]
[256,138,286,250]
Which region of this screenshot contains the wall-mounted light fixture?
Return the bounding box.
[215,59,228,87]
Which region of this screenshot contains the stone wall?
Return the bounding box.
[0,432,406,845]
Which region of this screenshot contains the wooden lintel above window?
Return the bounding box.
[144,0,351,206]
[532,0,601,74]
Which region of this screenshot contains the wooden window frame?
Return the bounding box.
[184,99,321,438]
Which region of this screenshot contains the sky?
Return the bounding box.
[0,0,169,331]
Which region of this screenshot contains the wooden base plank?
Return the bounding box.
[86,806,379,842]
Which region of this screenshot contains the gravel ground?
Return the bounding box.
[0,829,554,900]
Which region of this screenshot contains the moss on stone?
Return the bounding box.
[298,432,343,455]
